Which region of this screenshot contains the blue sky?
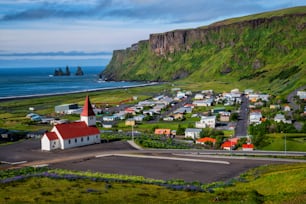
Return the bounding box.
[0,0,305,67]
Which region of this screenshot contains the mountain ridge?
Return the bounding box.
[101,6,306,94]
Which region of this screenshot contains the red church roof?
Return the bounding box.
[55,121,100,140]
[81,95,95,117]
[45,132,58,141]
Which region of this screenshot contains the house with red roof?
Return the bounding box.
[41,96,100,151]
[196,137,216,145]
[242,143,254,151]
[154,128,171,136]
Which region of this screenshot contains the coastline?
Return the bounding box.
[0,82,161,102]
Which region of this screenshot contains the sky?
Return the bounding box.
[0,0,305,68]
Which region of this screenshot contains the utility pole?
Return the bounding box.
[132,124,134,142]
[284,132,287,155]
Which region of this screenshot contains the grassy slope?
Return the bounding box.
[104,6,306,96]
[0,163,305,203]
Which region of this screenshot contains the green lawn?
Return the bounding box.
[260,133,306,152]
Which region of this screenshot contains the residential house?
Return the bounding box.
[41,96,100,151]
[242,143,254,151]
[133,114,145,122]
[125,118,136,126]
[185,128,202,139]
[196,137,216,145]
[269,104,280,109]
[124,107,136,115]
[244,89,254,95]
[221,141,235,150]
[195,116,216,128]
[172,113,184,120]
[155,129,171,136]
[174,107,192,114]
[160,96,174,105]
[55,103,79,114]
[274,114,292,124]
[103,115,117,121]
[297,91,306,100]
[221,138,238,150]
[283,105,291,112]
[249,111,262,125]
[219,111,231,122]
[193,98,214,107]
[176,91,186,99]
[163,116,174,121]
[194,94,204,100]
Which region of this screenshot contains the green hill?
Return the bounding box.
[102,6,306,94]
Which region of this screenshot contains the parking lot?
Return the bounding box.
[0,139,285,183]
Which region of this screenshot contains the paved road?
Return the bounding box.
[235,94,249,137]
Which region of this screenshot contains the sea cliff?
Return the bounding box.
[101,6,306,92]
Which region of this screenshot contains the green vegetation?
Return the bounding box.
[0,85,167,131]
[1,163,305,203]
[103,6,306,96]
[260,133,306,152]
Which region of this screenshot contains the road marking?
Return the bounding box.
[95,154,230,165]
[1,160,27,165]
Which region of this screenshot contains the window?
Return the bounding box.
[75,138,77,143]
[81,137,83,142]
[87,136,89,141]
[68,139,71,144]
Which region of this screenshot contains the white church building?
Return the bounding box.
[41,96,100,151]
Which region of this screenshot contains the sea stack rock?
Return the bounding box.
[75,66,84,76]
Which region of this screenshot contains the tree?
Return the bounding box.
[176,124,185,135]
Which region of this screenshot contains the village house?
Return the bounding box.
[193,98,214,107]
[274,114,292,124]
[154,129,171,136]
[196,137,216,145]
[184,128,202,139]
[194,93,204,100]
[125,118,136,126]
[242,143,254,151]
[41,96,100,151]
[219,111,231,122]
[249,111,262,125]
[283,105,291,112]
[195,116,216,128]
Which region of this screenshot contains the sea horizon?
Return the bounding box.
[0,66,146,99]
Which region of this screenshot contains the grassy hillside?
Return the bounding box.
[103,6,306,95]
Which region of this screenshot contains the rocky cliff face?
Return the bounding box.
[101,7,306,90]
[149,14,306,56]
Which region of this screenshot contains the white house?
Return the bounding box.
[185,128,202,139]
[195,116,216,128]
[274,114,292,124]
[41,96,100,151]
[249,111,262,125]
[194,94,204,100]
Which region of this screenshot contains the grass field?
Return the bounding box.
[0,163,305,203]
[260,133,306,152]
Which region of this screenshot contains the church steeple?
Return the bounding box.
[80,95,96,126]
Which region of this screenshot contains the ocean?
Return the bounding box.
[0,66,143,99]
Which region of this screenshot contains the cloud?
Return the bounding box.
[1,0,302,24]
